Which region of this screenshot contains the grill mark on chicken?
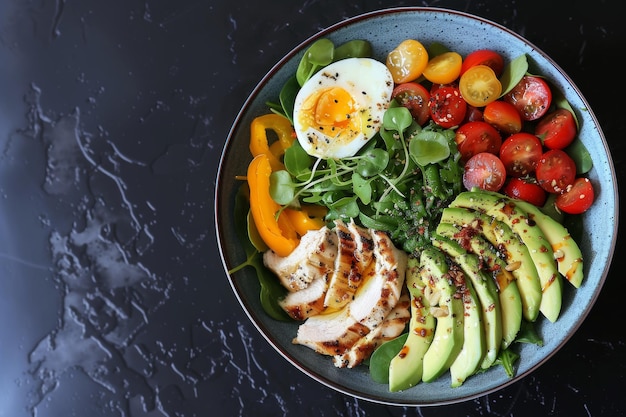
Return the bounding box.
[263,226,337,292]
[333,291,410,368]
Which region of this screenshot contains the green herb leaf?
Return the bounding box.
[333,39,372,61]
[270,170,297,205]
[296,38,335,86]
[500,54,528,96]
[368,334,408,384]
[409,130,451,166]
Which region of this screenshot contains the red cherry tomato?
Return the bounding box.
[555,177,595,214]
[503,75,552,121]
[392,82,431,126]
[502,177,547,207]
[460,49,505,77]
[462,152,506,192]
[535,108,577,149]
[463,105,484,123]
[535,149,577,193]
[428,86,467,129]
[498,132,543,177]
[483,100,522,135]
[455,121,502,162]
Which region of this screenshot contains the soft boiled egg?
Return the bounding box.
[293,57,394,159]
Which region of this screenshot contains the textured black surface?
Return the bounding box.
[0,1,624,416]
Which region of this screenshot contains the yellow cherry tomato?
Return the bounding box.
[386,39,429,84]
[422,51,463,85]
[459,64,503,107]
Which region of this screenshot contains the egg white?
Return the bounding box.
[293,57,394,159]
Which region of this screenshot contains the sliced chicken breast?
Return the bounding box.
[333,290,410,368]
[263,226,337,292]
[279,276,328,321]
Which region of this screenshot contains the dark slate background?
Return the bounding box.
[0,1,623,416]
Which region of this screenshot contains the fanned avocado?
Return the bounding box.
[439,206,542,322]
[436,221,522,349]
[431,236,502,370]
[450,190,562,323]
[419,246,465,383]
[447,263,485,388]
[515,199,584,288]
[388,257,435,392]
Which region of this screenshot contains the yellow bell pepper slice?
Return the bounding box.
[249,114,295,172]
[247,153,298,256]
[284,206,327,236]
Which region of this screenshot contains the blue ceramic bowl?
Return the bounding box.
[215,7,618,405]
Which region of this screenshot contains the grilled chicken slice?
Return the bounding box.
[279,276,328,321]
[347,219,375,287]
[333,290,410,368]
[293,228,408,364]
[324,220,369,310]
[263,226,337,292]
[348,229,407,330]
[292,308,371,356]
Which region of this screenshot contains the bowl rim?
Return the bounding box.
[215,6,619,406]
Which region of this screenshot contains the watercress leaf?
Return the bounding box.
[269,170,296,205]
[379,125,398,152]
[368,334,408,384]
[383,106,413,134]
[284,141,312,178]
[409,130,451,166]
[328,196,360,219]
[356,148,389,177]
[500,54,529,96]
[358,212,397,232]
[352,172,372,205]
[566,139,593,174]
[334,39,372,60]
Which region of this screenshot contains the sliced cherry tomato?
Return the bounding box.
[392,82,431,125]
[460,49,505,77]
[462,152,506,192]
[483,100,522,135]
[535,108,577,149]
[428,86,467,129]
[386,39,429,84]
[423,51,463,85]
[455,121,502,162]
[502,177,547,207]
[535,149,577,193]
[459,65,502,107]
[503,75,552,121]
[555,177,594,214]
[498,132,543,177]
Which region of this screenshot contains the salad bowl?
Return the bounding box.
[215,7,617,405]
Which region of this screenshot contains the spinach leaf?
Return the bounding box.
[369,334,408,384]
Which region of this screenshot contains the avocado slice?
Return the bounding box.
[450,190,562,323]
[419,246,465,383]
[388,257,435,392]
[515,199,584,288]
[436,221,522,349]
[431,236,502,370]
[447,263,485,387]
[439,206,542,322]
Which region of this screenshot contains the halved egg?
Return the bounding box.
[293,57,394,159]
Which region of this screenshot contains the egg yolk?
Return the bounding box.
[299,87,363,142]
